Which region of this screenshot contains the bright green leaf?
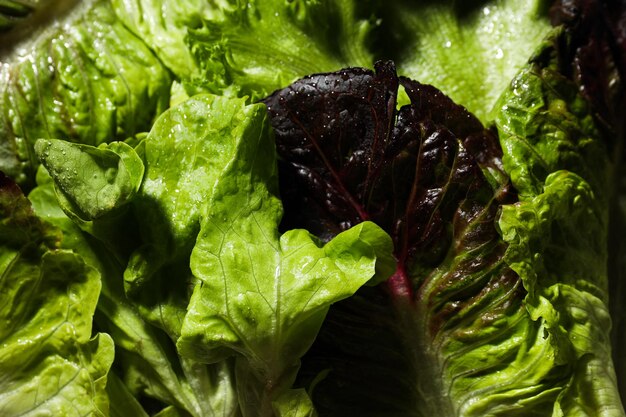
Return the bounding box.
[0,173,114,416]
[185,0,375,100]
[29,172,240,417]
[0,0,171,188]
[390,0,551,122]
[35,139,144,221]
[177,100,395,416]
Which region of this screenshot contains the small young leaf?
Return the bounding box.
[35,139,144,221]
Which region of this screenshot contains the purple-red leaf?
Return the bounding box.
[263,62,516,301]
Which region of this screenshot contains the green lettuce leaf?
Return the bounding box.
[96,277,239,417]
[0,171,114,416]
[33,94,272,336]
[30,93,276,415]
[29,166,240,417]
[381,0,551,122]
[109,0,217,80]
[123,94,271,339]
[494,29,622,415]
[492,36,610,200]
[177,91,395,416]
[185,0,376,100]
[0,0,171,188]
[499,171,620,415]
[35,139,144,221]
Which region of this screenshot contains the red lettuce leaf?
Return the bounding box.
[262,62,534,414]
[263,61,516,301]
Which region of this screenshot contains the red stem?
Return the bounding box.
[386,262,414,301]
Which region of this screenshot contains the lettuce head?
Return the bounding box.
[1,0,625,416]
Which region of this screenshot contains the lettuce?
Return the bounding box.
[183,0,376,100]
[7,91,393,415]
[262,50,622,414]
[176,96,394,415]
[371,0,552,122]
[1,0,625,416]
[0,172,114,416]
